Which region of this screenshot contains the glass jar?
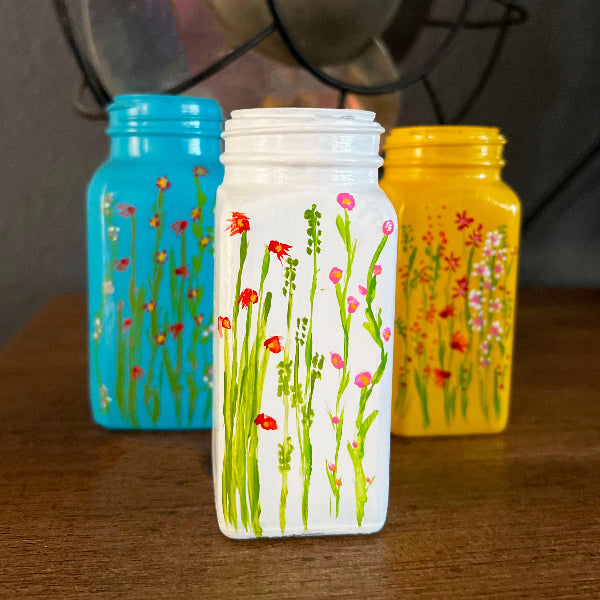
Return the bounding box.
[381,126,520,436]
[213,108,398,538]
[87,94,223,430]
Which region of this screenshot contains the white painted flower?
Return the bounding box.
[107,226,120,242]
[487,230,502,248]
[93,331,100,340]
[480,340,490,354]
[489,320,503,340]
[102,281,114,295]
[468,289,484,310]
[472,262,491,280]
[469,314,484,331]
[493,262,504,279]
[490,298,502,312]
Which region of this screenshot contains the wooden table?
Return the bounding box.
[1,291,599,599]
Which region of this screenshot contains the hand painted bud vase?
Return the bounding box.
[87,94,223,430]
[380,126,521,437]
[213,108,398,538]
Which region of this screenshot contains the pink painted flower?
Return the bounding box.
[347,296,360,313]
[382,219,394,236]
[330,352,344,369]
[358,285,367,296]
[455,210,474,230]
[483,246,494,258]
[452,277,468,298]
[470,314,484,332]
[366,477,371,484]
[487,230,502,248]
[494,262,504,278]
[489,320,503,340]
[484,281,493,290]
[480,357,490,368]
[331,416,340,425]
[473,262,491,279]
[337,192,356,211]
[354,371,372,388]
[351,440,358,449]
[116,203,136,218]
[468,289,483,310]
[373,265,382,276]
[383,327,391,341]
[328,462,337,473]
[329,267,343,284]
[193,165,208,178]
[490,298,502,312]
[480,340,490,354]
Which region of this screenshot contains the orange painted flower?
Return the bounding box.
[154,332,166,346]
[455,210,474,230]
[238,288,258,309]
[131,366,144,381]
[149,214,160,228]
[193,165,208,178]
[439,304,455,319]
[144,300,156,313]
[156,176,171,191]
[155,250,168,264]
[329,267,343,284]
[335,478,342,487]
[175,265,190,277]
[264,336,283,353]
[328,463,337,473]
[337,192,355,211]
[170,323,184,339]
[114,258,130,272]
[227,211,250,236]
[116,203,136,218]
[433,368,451,387]
[217,315,230,337]
[354,371,372,388]
[171,220,188,236]
[330,352,344,369]
[254,413,278,430]
[191,208,201,221]
[450,331,469,353]
[123,318,132,332]
[268,240,292,264]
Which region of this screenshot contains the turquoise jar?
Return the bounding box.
[87,94,223,429]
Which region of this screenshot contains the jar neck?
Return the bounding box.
[107,94,222,160]
[383,125,505,181]
[221,108,383,184]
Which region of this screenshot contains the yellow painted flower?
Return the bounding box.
[149,214,160,228]
[200,236,210,248]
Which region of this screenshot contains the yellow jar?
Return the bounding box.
[380,126,520,436]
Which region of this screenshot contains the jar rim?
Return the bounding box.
[384,126,506,149]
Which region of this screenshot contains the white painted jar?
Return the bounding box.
[213,108,398,538]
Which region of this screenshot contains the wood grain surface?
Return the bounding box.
[1,291,599,599]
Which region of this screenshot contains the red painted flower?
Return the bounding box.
[123,317,132,332]
[155,250,168,264]
[175,265,190,278]
[268,240,292,264]
[149,214,160,228]
[347,296,360,314]
[439,304,455,319]
[156,176,171,191]
[188,288,197,299]
[467,224,484,247]
[193,165,208,178]
[194,314,205,327]
[444,252,461,272]
[455,210,474,230]
[452,277,468,298]
[170,322,184,339]
[114,258,130,272]
[433,368,451,387]
[337,192,356,211]
[354,371,372,388]
[329,267,343,284]
[227,211,250,236]
[131,366,144,381]
[450,331,469,353]
[330,352,344,369]
[254,413,278,430]
[217,315,231,338]
[171,220,188,236]
[116,203,136,218]
[382,219,395,236]
[264,336,283,354]
[238,288,258,309]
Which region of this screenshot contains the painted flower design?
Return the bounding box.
[116,203,136,218]
[156,176,171,190]
[469,314,484,331]
[171,220,188,236]
[191,208,201,221]
[227,211,250,236]
[155,332,166,346]
[494,262,504,279]
[450,331,469,353]
[468,289,484,310]
[358,285,367,296]
[114,258,130,272]
[351,440,358,449]
[217,316,231,338]
[439,304,455,319]
[102,281,114,295]
[328,463,337,473]
[199,236,210,248]
[238,288,258,309]
[330,352,344,369]
[455,210,474,230]
[354,371,372,388]
[194,314,205,326]
[123,318,132,332]
[268,240,293,264]
[131,366,144,381]
[433,368,451,388]
[444,252,461,272]
[337,192,356,211]
[472,262,491,280]
[467,224,483,247]
[335,478,342,487]
[170,323,184,339]
[329,267,343,284]
[107,226,120,241]
[489,298,502,312]
[149,214,160,228]
[175,265,190,278]
[487,230,503,248]
[264,336,283,354]
[489,320,503,340]
[452,277,468,298]
[383,327,392,341]
[331,416,340,425]
[193,165,208,178]
[254,413,278,430]
[347,296,360,314]
[373,265,382,276]
[188,288,197,299]
[382,219,395,236]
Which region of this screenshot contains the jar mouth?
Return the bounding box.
[107,94,223,137]
[384,125,505,149]
[224,107,383,137]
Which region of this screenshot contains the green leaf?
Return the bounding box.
[358,409,379,439]
[335,214,346,244]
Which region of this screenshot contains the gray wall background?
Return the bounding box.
[1,1,599,348]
